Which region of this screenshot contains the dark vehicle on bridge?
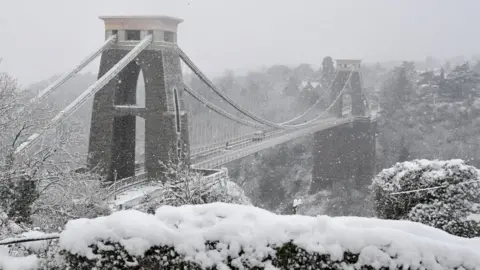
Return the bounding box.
[252,131,265,141]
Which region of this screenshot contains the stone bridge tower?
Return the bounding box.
[330,59,367,117]
[87,16,190,182]
[311,59,376,193]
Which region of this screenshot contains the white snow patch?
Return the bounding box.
[113,185,160,205]
[59,203,480,269]
[19,231,51,253]
[0,246,38,270]
[293,198,303,207]
[466,214,480,222]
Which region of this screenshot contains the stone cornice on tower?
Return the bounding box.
[99,15,183,32]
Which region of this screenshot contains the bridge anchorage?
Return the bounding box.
[15,15,378,202]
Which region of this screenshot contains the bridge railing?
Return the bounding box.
[190,128,286,165]
[200,167,228,189]
[190,129,273,156]
[102,172,148,200]
[103,165,230,202]
[130,132,261,175]
[192,117,354,169]
[190,129,280,158]
[113,167,229,209]
[191,133,253,156]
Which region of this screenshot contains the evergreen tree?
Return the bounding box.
[397,137,410,162]
[379,65,414,116]
[440,63,480,100]
[266,64,291,83]
[418,71,435,86]
[293,63,315,81]
[376,64,415,168]
[320,56,335,89]
[444,61,452,73]
[282,76,299,97]
[297,86,320,107]
[8,177,38,224]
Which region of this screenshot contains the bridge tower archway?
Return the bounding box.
[87,16,190,182]
[330,59,367,117]
[341,93,352,117]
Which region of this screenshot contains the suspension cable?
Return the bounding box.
[280,70,339,124]
[285,69,354,128]
[15,35,153,154]
[184,68,353,131]
[179,47,354,130]
[183,84,265,128]
[390,179,480,196]
[32,35,118,105]
[179,48,284,129]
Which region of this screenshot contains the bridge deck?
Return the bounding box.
[191,116,354,169]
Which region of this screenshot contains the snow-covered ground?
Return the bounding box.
[0,231,58,270]
[59,203,480,269]
[111,185,161,206]
[0,247,38,270]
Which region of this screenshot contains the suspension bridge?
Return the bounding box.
[15,15,377,205]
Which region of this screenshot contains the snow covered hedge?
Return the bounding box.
[59,203,480,269]
[372,159,480,237]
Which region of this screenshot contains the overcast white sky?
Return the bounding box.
[0,0,478,84]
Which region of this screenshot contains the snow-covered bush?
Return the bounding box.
[204,178,251,205]
[135,163,250,212]
[59,203,480,269]
[372,159,480,237]
[137,178,251,213]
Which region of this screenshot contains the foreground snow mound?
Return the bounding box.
[60,203,480,269]
[0,246,38,270]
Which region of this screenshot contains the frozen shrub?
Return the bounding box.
[372,159,480,237]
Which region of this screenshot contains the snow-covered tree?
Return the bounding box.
[376,65,417,168]
[0,68,49,224]
[297,83,321,107]
[372,159,480,237]
[282,76,300,97]
[266,65,291,83]
[0,65,105,229]
[32,170,110,231]
[137,160,250,213]
[440,62,480,100]
[379,65,414,115]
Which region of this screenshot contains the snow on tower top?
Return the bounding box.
[100,15,183,44]
[99,15,183,31]
[336,59,362,70]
